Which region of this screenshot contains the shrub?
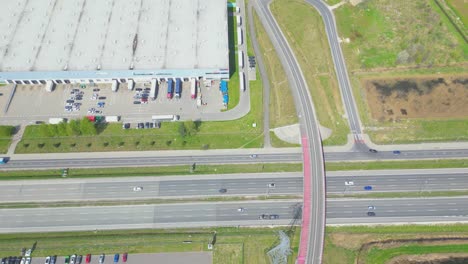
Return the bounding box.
[53,143,61,148]
[38,143,45,148]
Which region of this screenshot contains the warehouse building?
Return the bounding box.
[0,0,229,86]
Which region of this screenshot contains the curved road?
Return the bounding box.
[251,0,329,262]
[3,197,468,233]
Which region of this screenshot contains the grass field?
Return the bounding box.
[324,224,468,264]
[253,9,298,128]
[0,126,15,154]
[270,131,301,148]
[0,227,300,264]
[270,0,349,146]
[334,0,467,70]
[446,0,468,26]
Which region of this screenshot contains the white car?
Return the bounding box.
[345,181,354,186]
[70,254,76,264]
[25,257,31,264]
[45,256,51,264]
[237,207,245,212]
[133,186,143,191]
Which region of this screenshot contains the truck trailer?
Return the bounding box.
[105,116,121,122]
[190,79,197,99]
[127,80,134,90]
[237,28,243,45]
[239,72,245,91]
[238,51,244,69]
[151,115,180,122]
[150,79,158,100]
[167,79,173,99]
[49,118,65,124]
[175,78,182,98]
[111,80,119,92]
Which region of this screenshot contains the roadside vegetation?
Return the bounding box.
[269,132,301,148]
[0,227,300,264]
[2,159,467,180]
[324,224,468,264]
[333,0,468,144]
[270,0,350,146]
[227,5,241,110]
[0,125,15,153]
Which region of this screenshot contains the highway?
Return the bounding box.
[253,0,326,263]
[1,169,468,202]
[3,197,468,233]
[3,148,468,169]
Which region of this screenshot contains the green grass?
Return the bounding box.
[324,224,468,264]
[446,0,468,26]
[271,0,349,146]
[253,9,298,128]
[0,227,300,264]
[2,159,468,181]
[0,163,303,180]
[0,126,15,153]
[335,0,467,70]
[366,243,468,264]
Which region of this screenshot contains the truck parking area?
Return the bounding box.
[0,80,227,125]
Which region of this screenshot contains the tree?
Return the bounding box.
[47,124,58,137]
[79,118,97,135]
[57,122,67,136]
[185,121,199,136]
[67,120,81,136]
[178,122,187,138]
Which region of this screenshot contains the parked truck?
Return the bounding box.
[151,115,180,122]
[238,50,244,69]
[236,16,242,27]
[175,78,182,98]
[167,79,173,99]
[49,118,66,124]
[190,78,197,99]
[105,116,121,122]
[239,72,245,91]
[237,28,243,45]
[127,79,134,90]
[150,79,158,100]
[111,80,119,92]
[45,80,54,92]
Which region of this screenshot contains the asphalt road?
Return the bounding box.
[1,169,467,202]
[3,148,468,170]
[3,197,468,233]
[253,0,327,263]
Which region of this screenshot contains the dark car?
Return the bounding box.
[148,122,154,128]
[369,149,378,153]
[364,185,373,191]
[51,256,57,264]
[66,100,74,103]
[98,96,106,100]
[145,122,150,128]
[154,122,161,128]
[133,101,141,104]
[367,212,376,216]
[259,214,269,220]
[137,123,145,129]
[122,123,130,129]
[1,258,6,264]
[93,88,100,92]
[14,258,20,264]
[75,96,83,100]
[393,150,401,155]
[122,253,127,262]
[135,88,143,91]
[113,254,119,263]
[218,188,227,193]
[76,255,82,264]
[269,214,280,220]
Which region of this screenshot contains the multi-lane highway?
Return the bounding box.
[3,197,468,233]
[1,169,468,202]
[3,148,468,169]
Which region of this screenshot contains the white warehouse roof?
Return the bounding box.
[0,0,229,73]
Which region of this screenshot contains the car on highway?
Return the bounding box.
[218,188,227,193]
[368,205,376,210]
[268,183,276,188]
[237,207,245,212]
[345,181,354,186]
[259,214,269,220]
[368,149,378,153]
[85,254,91,264]
[393,150,401,155]
[133,186,143,192]
[249,154,258,158]
[364,186,373,191]
[367,212,376,216]
[122,253,127,262]
[99,254,105,264]
[45,256,51,264]
[70,254,76,264]
[113,254,119,263]
[269,214,280,219]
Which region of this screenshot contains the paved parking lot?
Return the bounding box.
[26,252,212,264]
[0,80,226,124]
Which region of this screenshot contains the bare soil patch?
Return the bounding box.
[363,75,468,121]
[388,253,468,264]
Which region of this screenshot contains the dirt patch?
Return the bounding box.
[363,75,468,121]
[388,253,468,264]
[329,233,375,250]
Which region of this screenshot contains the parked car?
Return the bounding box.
[133,101,141,104]
[85,254,91,264]
[122,123,130,129]
[99,254,105,264]
[45,256,51,264]
[145,122,150,128]
[113,254,119,263]
[122,253,127,262]
[64,256,70,264]
[137,123,145,129]
[76,255,82,264]
[50,256,57,264]
[98,96,106,100]
[24,258,30,264]
[93,88,100,92]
